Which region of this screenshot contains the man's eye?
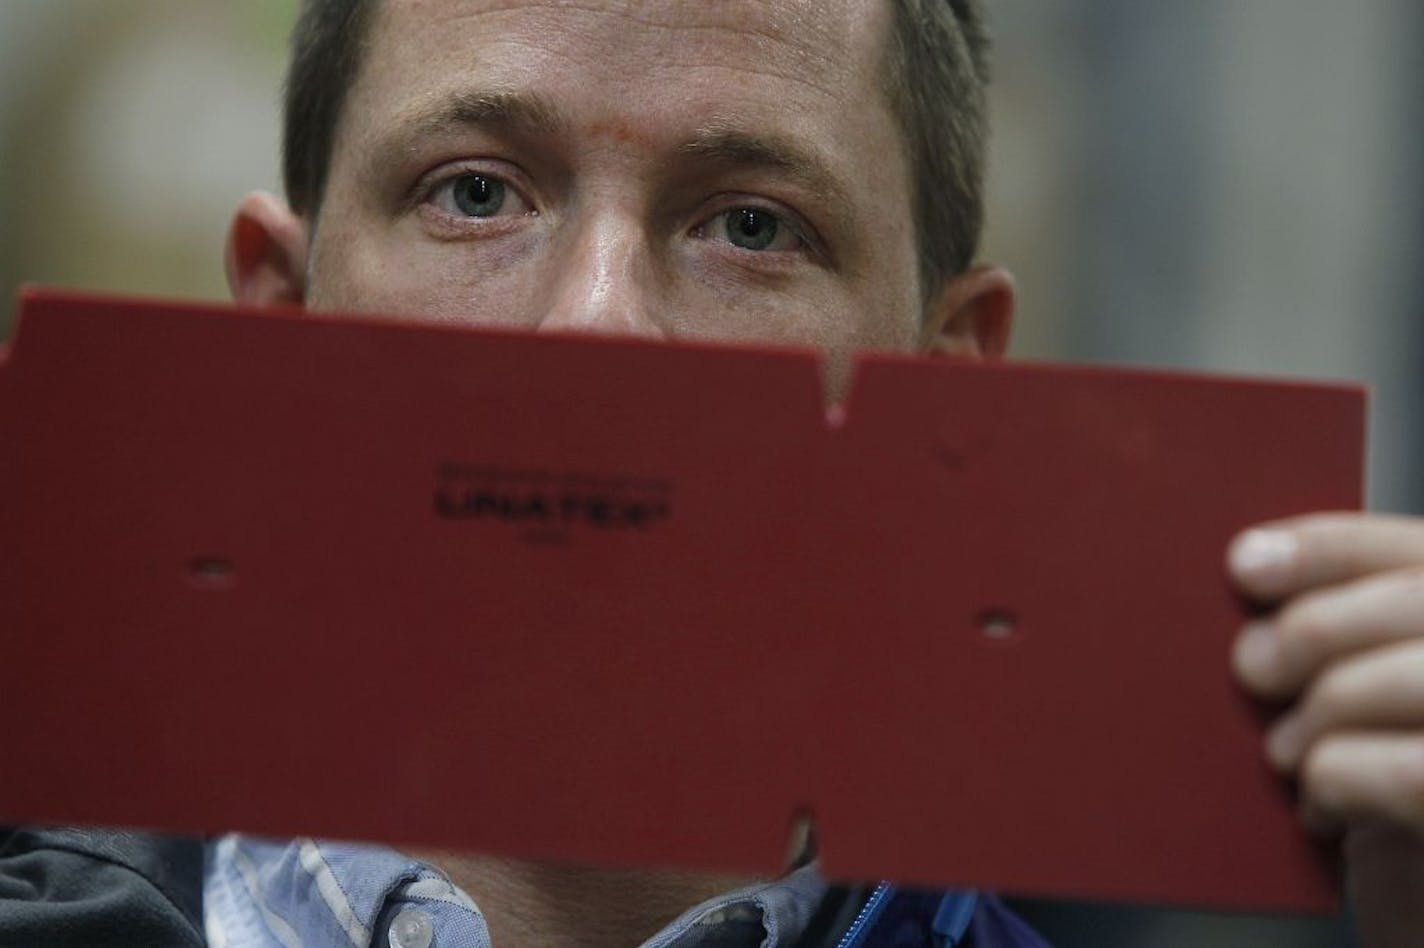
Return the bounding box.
[710,207,803,252]
[429,173,532,219]
[453,174,505,216]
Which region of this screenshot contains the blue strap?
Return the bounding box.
[931,890,979,947]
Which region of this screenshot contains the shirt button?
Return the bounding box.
[388,907,434,948]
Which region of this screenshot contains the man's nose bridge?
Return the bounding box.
[541,216,661,337]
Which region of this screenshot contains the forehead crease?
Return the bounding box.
[341,0,900,173]
[361,0,888,111]
[599,7,862,90]
[382,0,863,76]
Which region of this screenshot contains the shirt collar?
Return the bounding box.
[206,835,826,948]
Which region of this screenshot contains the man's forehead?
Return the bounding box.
[332,0,904,182]
[362,0,891,103]
[376,0,875,50]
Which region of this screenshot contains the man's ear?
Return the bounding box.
[919,264,1016,359]
[225,191,309,307]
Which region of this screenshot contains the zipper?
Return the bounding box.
[834,881,891,948]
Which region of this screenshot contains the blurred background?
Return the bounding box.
[1,1,1420,944]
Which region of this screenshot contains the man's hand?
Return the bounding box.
[1229,513,1424,947]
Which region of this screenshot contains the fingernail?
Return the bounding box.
[1266,714,1304,771]
[1229,528,1298,589]
[1233,620,1279,686]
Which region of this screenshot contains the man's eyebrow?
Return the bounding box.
[680,125,853,213]
[368,90,567,173]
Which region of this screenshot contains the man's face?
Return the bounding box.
[302,0,934,364]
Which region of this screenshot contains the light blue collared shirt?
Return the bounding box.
[204,834,826,948]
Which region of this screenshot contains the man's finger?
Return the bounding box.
[1228,513,1424,603]
[1233,566,1424,698]
[1263,639,1424,770]
[1301,732,1424,835]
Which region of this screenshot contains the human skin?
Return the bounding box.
[232,0,1012,389]
[226,1,1424,945]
